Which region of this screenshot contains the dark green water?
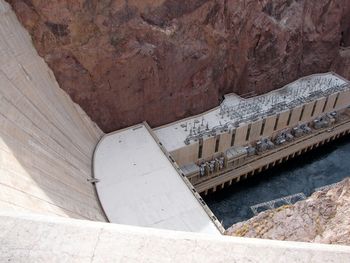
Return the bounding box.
[204,135,350,229]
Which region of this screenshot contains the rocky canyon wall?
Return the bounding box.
[227,178,350,245]
[6,0,350,132]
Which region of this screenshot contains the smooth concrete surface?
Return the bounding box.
[336,90,350,109]
[218,132,232,153]
[313,97,327,117]
[249,119,263,141]
[202,136,216,159]
[276,110,290,130]
[0,1,105,221]
[301,101,315,122]
[263,115,278,137]
[289,105,303,126]
[234,124,249,146]
[94,124,220,234]
[171,141,199,166]
[1,211,350,263]
[324,93,338,112]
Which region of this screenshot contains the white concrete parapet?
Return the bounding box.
[1,211,350,262]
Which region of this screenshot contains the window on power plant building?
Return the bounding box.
[246,124,251,141]
[215,135,220,152]
[274,114,280,130]
[198,139,203,159]
[231,130,236,146]
[299,106,305,121]
[260,119,266,136]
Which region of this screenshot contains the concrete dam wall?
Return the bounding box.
[0,1,105,221]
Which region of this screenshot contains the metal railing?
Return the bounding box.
[249,180,345,216]
[250,193,307,215]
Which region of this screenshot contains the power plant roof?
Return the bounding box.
[155,72,349,152]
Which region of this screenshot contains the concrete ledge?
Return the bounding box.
[1,211,350,262]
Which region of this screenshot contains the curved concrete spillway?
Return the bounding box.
[0,1,105,221]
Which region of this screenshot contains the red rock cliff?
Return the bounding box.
[6,0,350,132]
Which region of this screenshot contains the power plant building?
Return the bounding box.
[154,73,350,187]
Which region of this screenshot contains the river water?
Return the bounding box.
[204,136,350,229]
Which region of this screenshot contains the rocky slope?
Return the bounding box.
[227,178,350,245]
[6,0,350,132]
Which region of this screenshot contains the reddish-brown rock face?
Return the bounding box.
[227,178,350,245]
[6,0,350,132]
